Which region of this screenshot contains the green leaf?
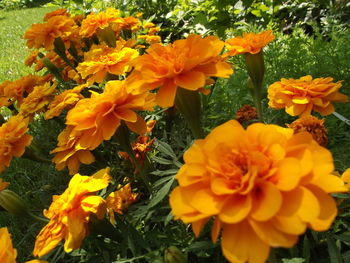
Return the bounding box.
[282,258,305,263]
[148,176,174,208]
[334,231,350,243]
[242,0,254,9]
[327,237,343,263]
[151,156,174,165]
[155,139,177,159]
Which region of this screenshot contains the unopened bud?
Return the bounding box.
[164,246,187,263]
[0,189,29,216]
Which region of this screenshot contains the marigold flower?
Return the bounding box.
[268,75,349,117]
[287,116,328,146]
[43,8,69,21]
[0,227,17,263]
[79,8,121,38]
[24,15,78,50]
[137,34,162,44]
[26,260,48,263]
[235,104,258,123]
[24,50,38,67]
[76,42,138,83]
[170,120,347,263]
[0,115,32,173]
[341,168,350,190]
[143,22,155,29]
[0,75,52,107]
[19,82,57,117]
[106,181,138,225]
[33,168,111,257]
[128,34,233,107]
[44,84,86,120]
[65,80,155,149]
[51,126,95,175]
[225,30,275,56]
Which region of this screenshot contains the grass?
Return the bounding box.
[0,6,55,83]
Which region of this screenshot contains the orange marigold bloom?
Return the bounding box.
[225,30,275,56]
[79,8,121,38]
[0,115,33,173]
[287,115,328,146]
[24,15,78,50]
[76,42,138,84]
[0,227,17,263]
[24,50,38,67]
[33,168,111,257]
[51,126,95,175]
[19,82,57,117]
[0,75,52,107]
[106,181,138,225]
[66,80,155,149]
[341,168,350,190]
[170,120,346,263]
[137,34,162,44]
[43,8,69,21]
[128,34,233,107]
[235,104,258,123]
[268,75,349,117]
[44,84,86,120]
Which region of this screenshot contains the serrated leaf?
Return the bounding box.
[148,177,174,208]
[151,156,173,165]
[186,241,214,252]
[327,237,343,263]
[334,232,350,243]
[155,139,177,159]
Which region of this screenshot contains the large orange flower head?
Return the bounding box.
[225,30,275,56]
[76,42,138,84]
[0,115,32,173]
[0,75,52,107]
[127,34,233,107]
[79,8,122,38]
[24,15,78,50]
[33,168,111,257]
[0,227,17,263]
[268,75,349,117]
[170,120,346,263]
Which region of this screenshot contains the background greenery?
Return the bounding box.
[0,1,349,262]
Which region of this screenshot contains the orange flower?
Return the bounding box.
[106,181,138,225]
[170,120,346,263]
[0,227,17,263]
[0,75,52,107]
[79,8,121,38]
[19,82,57,117]
[51,126,95,175]
[287,115,328,146]
[24,50,38,67]
[225,30,275,56]
[33,168,111,257]
[137,34,162,44]
[43,8,69,21]
[44,84,86,120]
[52,80,155,174]
[128,34,233,107]
[0,179,9,191]
[268,75,349,117]
[235,104,258,123]
[24,15,78,50]
[76,42,138,84]
[65,80,155,149]
[341,168,350,190]
[0,115,32,173]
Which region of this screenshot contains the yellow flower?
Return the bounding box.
[0,227,17,263]
[44,84,86,120]
[106,181,138,225]
[268,75,349,117]
[287,115,328,146]
[24,15,78,50]
[170,120,346,263]
[26,260,48,263]
[79,8,122,38]
[76,43,138,84]
[51,126,95,175]
[0,115,32,173]
[0,75,52,107]
[144,22,155,29]
[19,82,57,117]
[341,168,350,190]
[137,34,162,44]
[225,30,275,56]
[128,34,233,107]
[33,168,111,257]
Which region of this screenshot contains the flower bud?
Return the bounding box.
[164,246,187,263]
[0,189,29,216]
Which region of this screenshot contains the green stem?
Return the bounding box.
[28,212,49,223]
